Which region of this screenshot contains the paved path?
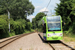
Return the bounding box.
[1,33,52,50]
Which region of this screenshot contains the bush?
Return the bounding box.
[0,15,9,39]
[0,15,33,39]
[13,19,26,35]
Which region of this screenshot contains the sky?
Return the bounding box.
[27,0,60,22]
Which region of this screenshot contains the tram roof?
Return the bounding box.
[46,16,61,22]
[46,16,60,19]
[46,16,60,18]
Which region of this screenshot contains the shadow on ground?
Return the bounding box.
[38,34,75,50]
[38,34,61,43]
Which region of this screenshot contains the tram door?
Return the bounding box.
[43,23,46,33]
[43,23,46,40]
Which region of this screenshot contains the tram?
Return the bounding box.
[39,16,63,41]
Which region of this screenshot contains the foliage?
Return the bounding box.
[0,0,35,39]
[35,12,46,21]
[0,0,35,20]
[10,19,26,35]
[0,14,33,39]
[32,12,45,29]
[25,22,32,31]
[0,15,9,38]
[55,0,75,34]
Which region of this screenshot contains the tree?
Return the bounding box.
[32,12,46,29]
[0,15,9,38]
[0,0,35,20]
[32,18,36,29]
[10,0,35,20]
[55,0,75,33]
[35,12,46,21]
[0,0,35,39]
[55,0,72,29]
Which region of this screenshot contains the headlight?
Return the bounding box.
[59,34,62,36]
[47,34,51,37]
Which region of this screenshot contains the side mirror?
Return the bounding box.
[62,22,66,26]
[64,22,66,25]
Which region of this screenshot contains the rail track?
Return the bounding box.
[48,41,75,50]
[0,32,35,49]
[38,33,75,50]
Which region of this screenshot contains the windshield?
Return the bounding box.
[47,16,61,31]
[48,23,61,31]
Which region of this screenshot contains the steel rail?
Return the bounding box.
[0,35,19,43]
[48,42,55,50]
[0,32,35,49]
[48,41,75,50]
[60,41,75,50]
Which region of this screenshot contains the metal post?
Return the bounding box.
[29,9,32,22]
[8,11,10,33]
[30,9,32,15]
[25,11,27,16]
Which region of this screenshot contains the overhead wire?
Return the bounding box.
[45,0,51,11]
[44,0,51,16]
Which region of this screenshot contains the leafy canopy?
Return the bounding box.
[0,0,35,19]
[32,12,46,29]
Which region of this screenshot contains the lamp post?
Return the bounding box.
[8,11,10,33]
[25,11,27,17]
[29,9,32,15]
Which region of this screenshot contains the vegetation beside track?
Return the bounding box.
[63,31,75,42]
[55,0,75,39]
[0,0,35,39]
[32,12,46,32]
[63,36,75,42]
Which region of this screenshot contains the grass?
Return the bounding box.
[63,36,75,42]
[63,31,75,42]
[8,32,15,37]
[4,29,35,39]
[24,29,35,34]
[63,33,75,48]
